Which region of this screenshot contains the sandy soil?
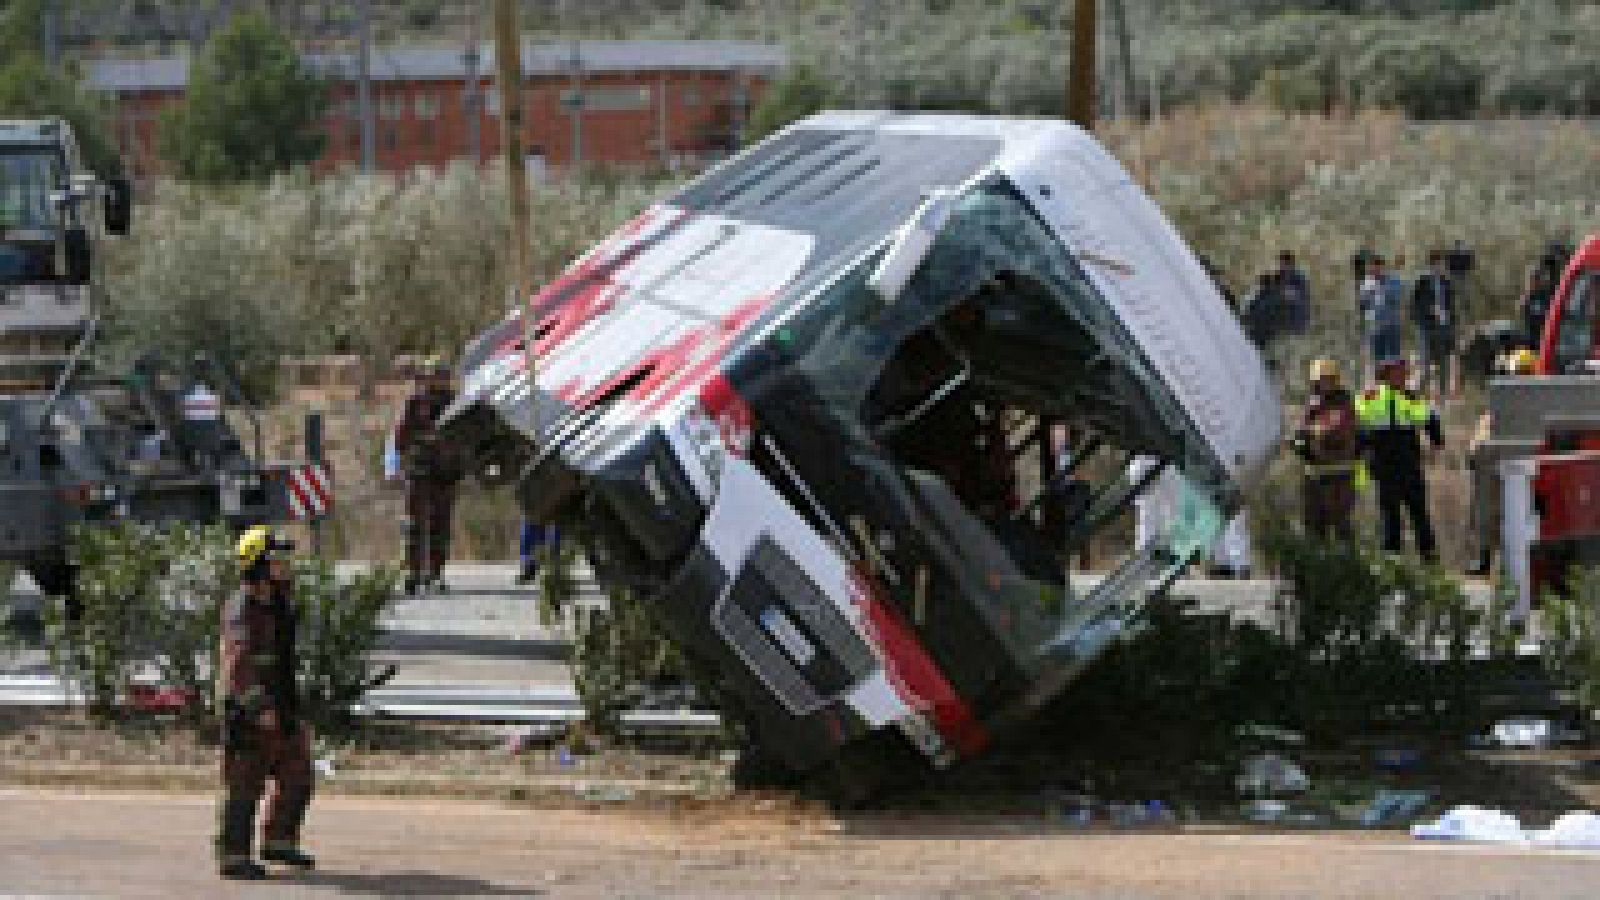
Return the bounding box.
[0,787,1596,898]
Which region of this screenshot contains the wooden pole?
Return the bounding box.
[493,0,532,311]
[1067,0,1097,130]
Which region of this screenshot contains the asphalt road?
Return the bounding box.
[0,788,1596,898]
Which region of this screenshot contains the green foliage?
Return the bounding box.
[537,531,689,738]
[0,40,121,176]
[46,521,399,737]
[46,521,232,720]
[290,558,401,739]
[1542,568,1600,718]
[574,0,1600,120]
[157,10,329,184]
[1254,523,1517,737]
[569,584,690,736]
[746,64,839,143]
[99,166,664,394]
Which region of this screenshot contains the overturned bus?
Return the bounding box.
[441,113,1281,794]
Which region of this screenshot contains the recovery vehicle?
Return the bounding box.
[0,118,326,605]
[441,113,1281,792]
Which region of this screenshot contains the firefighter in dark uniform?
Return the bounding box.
[393,356,461,593]
[1356,358,1444,561]
[216,526,315,880]
[1291,358,1361,542]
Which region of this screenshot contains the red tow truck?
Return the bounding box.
[1485,236,1600,606]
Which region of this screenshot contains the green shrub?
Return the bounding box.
[291,558,401,739]
[46,521,399,735]
[1542,567,1600,722]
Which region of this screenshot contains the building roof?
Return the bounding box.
[86,40,787,92]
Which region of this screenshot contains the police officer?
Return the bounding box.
[1292,358,1360,542]
[393,356,461,593]
[216,526,315,880]
[1356,358,1444,561]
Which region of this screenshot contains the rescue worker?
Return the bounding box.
[1356,358,1444,562]
[216,526,315,880]
[392,357,461,593]
[1291,358,1361,542]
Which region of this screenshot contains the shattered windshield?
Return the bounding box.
[779,175,1227,673]
[0,148,61,233]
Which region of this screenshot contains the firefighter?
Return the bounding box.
[393,356,461,593]
[1356,358,1444,561]
[216,526,315,880]
[1291,358,1361,543]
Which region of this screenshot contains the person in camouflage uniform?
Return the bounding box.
[393,358,461,593]
[215,526,315,880]
[1292,358,1361,543]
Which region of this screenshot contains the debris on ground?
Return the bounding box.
[1237,753,1310,796]
[1355,789,1433,827]
[1490,717,1558,749]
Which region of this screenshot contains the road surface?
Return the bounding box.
[0,788,1596,898]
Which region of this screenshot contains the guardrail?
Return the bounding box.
[0,674,722,733]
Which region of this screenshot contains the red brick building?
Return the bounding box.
[87,40,785,180]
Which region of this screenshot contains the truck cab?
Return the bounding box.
[1538,236,1600,378]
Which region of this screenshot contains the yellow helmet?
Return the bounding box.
[236,525,292,569]
[1507,347,1539,376]
[1309,357,1340,385]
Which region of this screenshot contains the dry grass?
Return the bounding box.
[111,107,1598,563]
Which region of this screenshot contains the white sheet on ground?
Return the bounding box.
[1410,806,1526,843]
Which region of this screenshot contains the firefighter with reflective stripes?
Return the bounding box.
[1356,358,1444,561]
[1291,358,1361,542]
[215,526,315,880]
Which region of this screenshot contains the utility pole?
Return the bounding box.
[42,0,61,68]
[1067,0,1097,130]
[1107,0,1136,119]
[493,0,533,314]
[568,39,584,170]
[463,2,482,164]
[357,0,375,172]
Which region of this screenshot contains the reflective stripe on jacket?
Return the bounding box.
[1355,384,1441,479]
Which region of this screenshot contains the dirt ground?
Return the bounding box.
[1,787,1597,898]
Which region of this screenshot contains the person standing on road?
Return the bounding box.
[393,357,462,594]
[216,527,315,881]
[1412,251,1458,395]
[1292,358,1361,543]
[1359,257,1404,377]
[1357,358,1444,562]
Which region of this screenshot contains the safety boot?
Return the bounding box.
[516,560,539,585]
[219,858,269,880]
[261,841,316,870]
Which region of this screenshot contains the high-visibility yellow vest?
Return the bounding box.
[1354,384,1433,432]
